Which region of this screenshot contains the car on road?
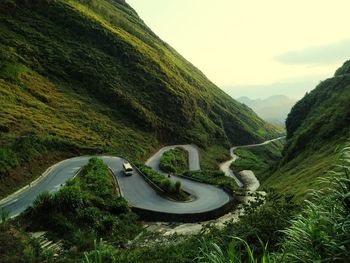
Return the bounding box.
[123,162,133,176]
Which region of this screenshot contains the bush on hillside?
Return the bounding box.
[183,170,237,191]
[159,147,189,174]
[137,164,187,201]
[196,190,298,263]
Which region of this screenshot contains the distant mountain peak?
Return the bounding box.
[237,95,297,125]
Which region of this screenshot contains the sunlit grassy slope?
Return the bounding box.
[263,61,350,200]
[0,0,279,197]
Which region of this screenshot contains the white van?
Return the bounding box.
[123,162,133,176]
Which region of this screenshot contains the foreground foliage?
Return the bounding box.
[278,146,350,262]
[197,237,279,263]
[22,158,141,259]
[199,145,350,263]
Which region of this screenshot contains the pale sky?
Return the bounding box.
[127,0,350,99]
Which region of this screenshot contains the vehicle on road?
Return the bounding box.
[123,162,133,176]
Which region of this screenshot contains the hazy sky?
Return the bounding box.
[127,0,350,99]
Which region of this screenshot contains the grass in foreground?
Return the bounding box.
[197,237,280,263]
[277,145,350,262]
[0,209,46,263]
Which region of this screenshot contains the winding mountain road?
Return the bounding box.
[145,144,230,210]
[0,139,283,219]
[0,146,230,218]
[219,137,285,190]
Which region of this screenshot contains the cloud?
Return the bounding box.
[275,39,350,65]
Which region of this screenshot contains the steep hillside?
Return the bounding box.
[263,61,350,199]
[0,0,279,197]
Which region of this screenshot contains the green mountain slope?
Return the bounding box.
[0,0,279,197]
[263,61,350,199]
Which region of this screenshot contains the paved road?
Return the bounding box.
[0,156,87,218]
[145,144,230,211]
[2,138,285,218]
[219,137,285,189]
[0,146,230,218]
[146,145,200,171]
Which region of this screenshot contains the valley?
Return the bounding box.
[0,0,280,199]
[0,0,349,262]
[0,138,283,262]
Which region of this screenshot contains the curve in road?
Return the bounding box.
[145,144,230,207]
[0,146,231,219]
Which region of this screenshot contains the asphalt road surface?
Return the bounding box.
[1,146,230,218]
[145,144,230,211]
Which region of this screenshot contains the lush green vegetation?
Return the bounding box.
[200,145,231,170]
[20,157,141,260]
[199,145,350,263]
[182,170,239,191]
[159,147,189,174]
[278,157,350,261]
[137,164,187,201]
[262,141,341,200]
[5,145,349,262]
[231,140,284,182]
[0,0,280,198]
[195,190,298,262]
[73,190,298,263]
[0,70,155,198]
[262,61,350,198]
[284,69,350,163]
[83,190,298,263]
[197,237,278,263]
